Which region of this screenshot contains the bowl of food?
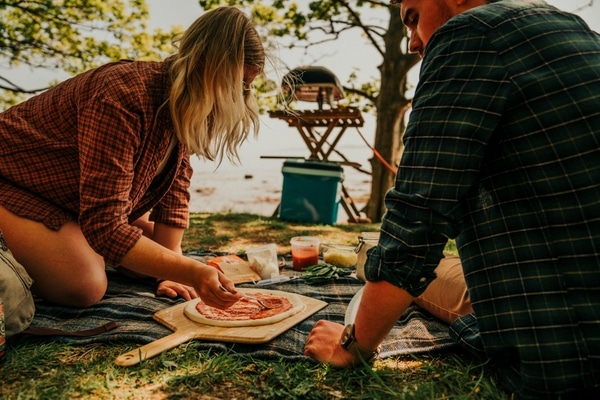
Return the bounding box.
[321,243,358,268]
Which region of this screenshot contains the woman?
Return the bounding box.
[0,6,263,309]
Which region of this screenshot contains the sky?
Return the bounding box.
[145,0,600,90]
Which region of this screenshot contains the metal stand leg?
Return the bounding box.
[340,184,371,223]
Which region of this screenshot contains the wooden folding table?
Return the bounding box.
[268,107,371,223]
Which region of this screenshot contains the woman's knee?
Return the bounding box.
[0,216,107,307]
[63,277,108,307]
[31,257,108,307]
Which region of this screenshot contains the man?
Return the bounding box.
[304,0,600,398]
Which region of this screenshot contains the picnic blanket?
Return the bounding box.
[25,254,455,360]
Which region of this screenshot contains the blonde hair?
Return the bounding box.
[169,7,265,163]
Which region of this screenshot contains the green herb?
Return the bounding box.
[301,263,353,284]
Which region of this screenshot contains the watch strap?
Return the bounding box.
[346,339,379,363]
[341,324,380,363]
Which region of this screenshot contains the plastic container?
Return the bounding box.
[290,236,321,271]
[279,159,343,225]
[245,244,279,280]
[321,243,358,268]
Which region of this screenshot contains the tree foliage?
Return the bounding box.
[0,0,176,106]
[199,0,420,222]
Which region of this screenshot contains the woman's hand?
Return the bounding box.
[156,263,242,309]
[190,264,241,309]
[156,280,197,300]
[304,320,358,367]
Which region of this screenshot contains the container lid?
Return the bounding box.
[282,166,343,180]
[290,236,320,246]
[282,159,343,171]
[245,243,276,254]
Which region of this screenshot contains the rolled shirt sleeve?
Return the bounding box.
[150,155,193,228]
[364,12,509,296]
[74,60,184,266]
[77,95,149,266]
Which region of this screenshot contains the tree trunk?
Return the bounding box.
[365,9,419,222]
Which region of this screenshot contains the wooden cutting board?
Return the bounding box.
[114,289,327,367]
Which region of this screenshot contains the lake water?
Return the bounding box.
[188,113,376,223]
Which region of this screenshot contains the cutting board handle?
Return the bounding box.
[114,331,194,367]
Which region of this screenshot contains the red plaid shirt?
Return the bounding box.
[0,58,192,265]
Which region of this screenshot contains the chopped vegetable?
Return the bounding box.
[301,263,353,285]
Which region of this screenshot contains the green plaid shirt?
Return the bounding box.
[366,0,600,397]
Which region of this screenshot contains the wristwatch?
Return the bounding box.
[340,323,380,363]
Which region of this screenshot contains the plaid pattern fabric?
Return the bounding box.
[0,58,192,266]
[25,260,454,360]
[366,0,600,397]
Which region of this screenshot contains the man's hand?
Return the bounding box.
[304,320,359,367]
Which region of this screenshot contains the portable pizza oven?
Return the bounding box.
[281,66,345,109]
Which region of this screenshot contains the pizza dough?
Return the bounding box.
[184,289,306,327]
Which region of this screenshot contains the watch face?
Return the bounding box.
[341,324,353,347]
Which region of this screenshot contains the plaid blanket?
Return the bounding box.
[26,256,455,360]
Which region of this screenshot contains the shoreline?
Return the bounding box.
[188,157,372,223]
[187,114,376,223]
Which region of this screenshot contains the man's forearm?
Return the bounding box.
[353,280,414,353]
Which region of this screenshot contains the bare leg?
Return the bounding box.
[413,254,473,324]
[0,204,106,307]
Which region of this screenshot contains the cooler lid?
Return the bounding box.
[282,159,343,172]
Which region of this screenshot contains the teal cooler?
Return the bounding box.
[279,159,343,224]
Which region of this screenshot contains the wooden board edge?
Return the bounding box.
[153,293,328,344]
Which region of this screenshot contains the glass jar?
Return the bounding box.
[355,232,379,281]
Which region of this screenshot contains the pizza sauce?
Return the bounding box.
[195,293,294,321]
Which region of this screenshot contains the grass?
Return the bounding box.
[181,212,379,254]
[0,213,509,400]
